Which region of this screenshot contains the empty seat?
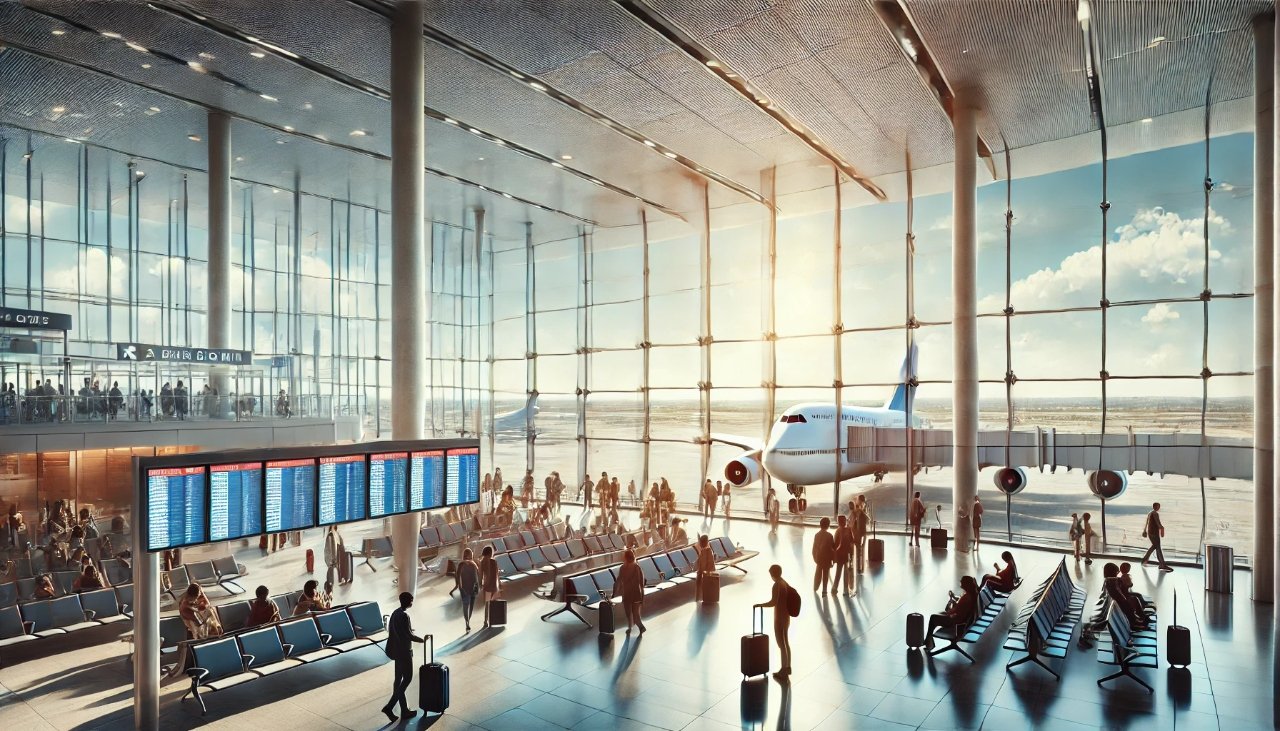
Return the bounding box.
[566,575,603,606]
[49,595,97,632]
[19,600,63,637]
[215,601,252,631]
[567,539,587,558]
[52,571,79,596]
[186,561,222,590]
[532,527,549,545]
[511,551,536,573]
[211,556,245,593]
[270,593,298,619]
[78,588,126,624]
[710,539,730,561]
[553,543,573,562]
[236,626,301,676]
[314,609,370,652]
[0,605,35,650]
[159,615,187,666]
[495,554,519,578]
[165,566,191,600]
[101,559,132,586]
[114,584,134,616]
[346,601,387,642]
[420,527,440,547]
[592,570,616,598]
[609,535,626,551]
[0,583,17,609]
[584,536,603,552]
[183,637,257,713]
[680,547,699,567]
[277,618,340,663]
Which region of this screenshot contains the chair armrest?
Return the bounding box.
[83,609,97,621]
[186,667,209,682]
[241,653,256,668]
[566,593,587,604]
[21,621,34,634]
[120,603,132,615]
[319,633,333,645]
[281,643,294,657]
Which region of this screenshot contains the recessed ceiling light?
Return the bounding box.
[198,52,215,60]
[502,192,513,199]
[1141,117,1153,124]
[478,185,488,191]
[51,29,65,36]
[478,157,485,161]
[52,105,66,113]
[663,151,678,159]
[64,138,78,144]
[275,139,287,144]
[250,51,266,59]
[705,60,719,68]
[560,154,572,160]
[126,41,148,53]
[260,94,278,101]
[148,106,161,113]
[349,129,367,137]
[550,161,564,168]
[135,169,145,177]
[1149,36,1166,47]
[141,63,152,69]
[510,71,524,79]
[188,134,202,142]
[443,117,458,125]
[101,31,121,39]
[235,156,244,162]
[493,139,506,146]
[303,102,313,110]
[528,81,547,91]
[283,125,294,131]
[642,140,656,147]
[271,188,281,194]
[187,60,206,72]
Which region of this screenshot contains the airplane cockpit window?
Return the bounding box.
[780,414,807,424]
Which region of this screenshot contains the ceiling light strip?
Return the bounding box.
[148,0,684,221]
[610,0,886,201]
[872,0,997,179]
[342,0,770,208]
[0,42,597,226]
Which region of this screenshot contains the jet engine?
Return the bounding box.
[1087,470,1128,500]
[725,450,764,487]
[992,466,1029,496]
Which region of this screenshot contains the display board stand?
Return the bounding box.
[133,462,161,730]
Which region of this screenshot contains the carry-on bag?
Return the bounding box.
[486,597,508,626]
[305,548,315,574]
[906,612,926,650]
[741,606,769,678]
[930,506,948,550]
[867,519,884,564]
[702,571,721,604]
[598,599,618,634]
[1168,593,1191,668]
[419,634,450,713]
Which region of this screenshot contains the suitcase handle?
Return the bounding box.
[753,605,763,634]
[426,633,434,664]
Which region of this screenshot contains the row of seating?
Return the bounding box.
[545,536,751,630]
[494,531,640,584]
[0,584,132,663]
[927,585,1011,663]
[164,556,245,602]
[0,570,83,606]
[1090,582,1159,692]
[1003,558,1085,680]
[181,601,387,714]
[214,591,305,630]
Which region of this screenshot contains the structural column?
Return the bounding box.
[207,111,232,415]
[390,0,426,593]
[1254,13,1274,605]
[133,468,160,730]
[952,94,979,552]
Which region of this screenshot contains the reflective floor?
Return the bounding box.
[0,507,1271,730]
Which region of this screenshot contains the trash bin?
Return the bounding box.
[1205,544,1233,594]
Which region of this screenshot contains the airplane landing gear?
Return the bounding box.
[786,485,807,514]
[872,470,887,483]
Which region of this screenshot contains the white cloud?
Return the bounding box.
[929,214,952,232]
[1140,302,1180,325]
[979,206,1228,312]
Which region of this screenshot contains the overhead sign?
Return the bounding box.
[116,343,252,364]
[0,306,72,332]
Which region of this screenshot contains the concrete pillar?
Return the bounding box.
[390,0,425,593]
[207,111,232,414]
[952,94,978,552]
[132,469,160,730]
[1254,13,1274,605]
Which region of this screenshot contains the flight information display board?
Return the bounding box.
[265,458,316,532]
[146,466,207,551]
[369,452,409,517]
[445,446,480,506]
[409,449,445,511]
[318,454,367,525]
[208,462,264,542]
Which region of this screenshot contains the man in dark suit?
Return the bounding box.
[382,591,426,721]
[1140,503,1173,572]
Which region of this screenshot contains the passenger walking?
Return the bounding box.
[1140,503,1173,572]
[1081,512,1097,565]
[925,576,978,650]
[811,517,835,595]
[381,591,425,722]
[910,491,926,547]
[479,545,500,628]
[702,480,717,518]
[616,549,646,633]
[455,548,480,632]
[721,482,731,519]
[753,564,794,679]
[970,496,984,551]
[832,514,853,595]
[244,585,281,627]
[1069,512,1084,561]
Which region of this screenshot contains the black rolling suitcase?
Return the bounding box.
[1168,593,1191,668]
[486,597,507,627]
[702,572,720,604]
[598,599,618,634]
[906,612,925,650]
[741,606,769,678]
[867,519,884,564]
[419,634,450,714]
[930,507,948,550]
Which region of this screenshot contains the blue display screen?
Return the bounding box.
[318,454,367,525]
[265,459,316,531]
[209,462,263,542]
[369,452,408,517]
[146,466,207,551]
[445,447,480,506]
[409,450,445,511]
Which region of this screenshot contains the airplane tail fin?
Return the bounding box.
[883,343,918,412]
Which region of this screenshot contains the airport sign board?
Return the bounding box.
[0,306,72,332]
[116,343,252,364]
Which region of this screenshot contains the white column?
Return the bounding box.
[952,94,979,552]
[1254,13,1274,604]
[207,111,232,414]
[391,0,425,592]
[133,467,160,730]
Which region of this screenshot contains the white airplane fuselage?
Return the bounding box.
[761,403,914,486]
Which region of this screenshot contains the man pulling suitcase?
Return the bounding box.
[382,591,426,722]
[752,564,799,680]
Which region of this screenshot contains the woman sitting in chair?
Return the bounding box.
[178,584,223,639]
[72,563,105,592]
[925,575,979,650]
[495,486,517,528]
[980,551,1019,594]
[292,579,330,615]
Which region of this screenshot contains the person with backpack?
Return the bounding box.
[754,564,798,680]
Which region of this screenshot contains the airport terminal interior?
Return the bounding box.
[0,0,1278,729]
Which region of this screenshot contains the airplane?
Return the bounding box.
[493,393,539,435]
[718,343,1252,502]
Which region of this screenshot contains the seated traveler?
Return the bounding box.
[33,573,57,600]
[980,551,1019,593]
[244,585,282,627]
[926,576,979,649]
[292,579,329,615]
[72,563,105,592]
[1103,563,1149,631]
[179,584,223,639]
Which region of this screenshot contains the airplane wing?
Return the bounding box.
[844,424,1251,481]
[707,433,766,452]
